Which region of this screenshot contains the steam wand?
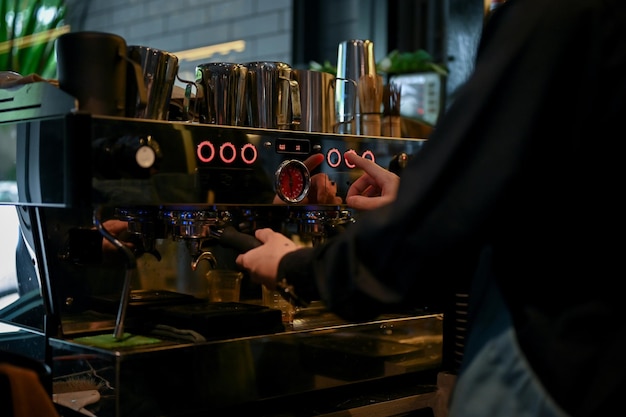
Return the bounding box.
[93,206,136,340]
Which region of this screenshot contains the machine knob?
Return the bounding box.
[93,134,162,179]
[135,144,157,169]
[388,152,411,175]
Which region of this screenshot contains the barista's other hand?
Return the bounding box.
[302,153,325,172]
[302,153,342,204]
[235,228,298,289]
[345,151,400,211]
[100,219,137,264]
[272,153,342,204]
[307,172,342,204]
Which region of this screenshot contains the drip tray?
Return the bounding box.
[91,289,204,311]
[154,302,285,340]
[89,290,285,340]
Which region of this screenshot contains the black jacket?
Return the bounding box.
[278,0,626,415]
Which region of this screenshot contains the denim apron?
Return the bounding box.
[447,266,570,417]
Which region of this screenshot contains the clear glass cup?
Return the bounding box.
[262,286,296,324]
[206,270,243,302]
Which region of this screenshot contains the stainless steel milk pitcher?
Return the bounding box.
[127,45,180,120]
[335,39,377,135]
[243,61,301,130]
[195,62,248,126]
[293,69,355,134]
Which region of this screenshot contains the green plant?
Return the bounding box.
[309,48,448,78]
[377,49,448,76]
[308,60,338,76]
[1,0,67,78]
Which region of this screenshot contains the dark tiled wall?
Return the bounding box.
[64,0,293,80]
[62,0,482,102]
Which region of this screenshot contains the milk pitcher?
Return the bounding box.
[243,61,301,130]
[293,69,356,134]
[127,45,180,120]
[55,31,147,117]
[195,62,248,126]
[335,39,377,135]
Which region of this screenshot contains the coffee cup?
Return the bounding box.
[262,286,296,324]
[206,269,243,302]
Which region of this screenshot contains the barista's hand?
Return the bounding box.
[345,152,400,210]
[235,228,299,289]
[101,219,135,253]
[272,153,342,205]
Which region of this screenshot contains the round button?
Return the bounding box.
[135,145,156,168]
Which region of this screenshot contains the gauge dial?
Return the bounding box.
[275,159,311,203]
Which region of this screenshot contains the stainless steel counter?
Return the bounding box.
[49,304,443,417]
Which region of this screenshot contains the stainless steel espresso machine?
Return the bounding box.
[0,81,444,417]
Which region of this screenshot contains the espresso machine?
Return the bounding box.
[0,79,444,417]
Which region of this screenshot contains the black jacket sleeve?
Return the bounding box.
[280,0,626,330]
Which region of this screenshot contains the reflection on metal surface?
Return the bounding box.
[173,40,246,62]
[0,25,70,54]
[0,182,17,203]
[49,311,442,416]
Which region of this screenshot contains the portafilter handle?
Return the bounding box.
[212,226,309,308]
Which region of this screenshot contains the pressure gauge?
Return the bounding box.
[274,159,311,203]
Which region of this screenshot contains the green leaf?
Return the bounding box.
[1,0,65,78]
[376,48,448,76]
